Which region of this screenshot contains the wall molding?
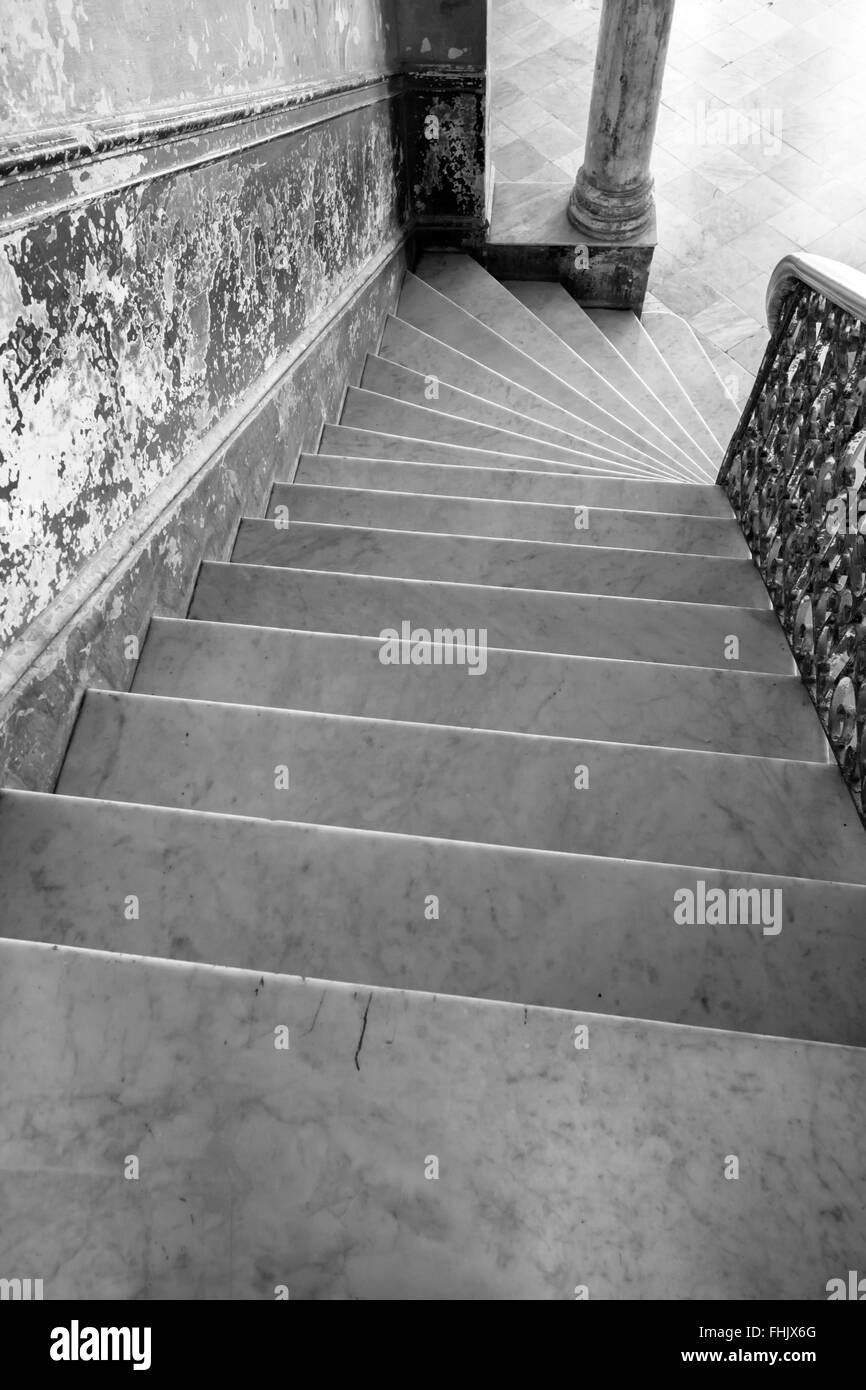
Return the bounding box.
[0,72,403,234]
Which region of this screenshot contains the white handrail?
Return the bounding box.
[767,252,866,334]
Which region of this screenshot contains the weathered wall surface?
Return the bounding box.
[0,0,398,138]
[1,101,406,653]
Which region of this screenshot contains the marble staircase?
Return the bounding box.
[2,251,865,1300]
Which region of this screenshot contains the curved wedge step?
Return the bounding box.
[641,309,742,449]
[398,272,676,472]
[296,453,735,515]
[340,387,662,477]
[133,618,824,759]
[2,790,864,1044]
[270,481,749,557]
[586,306,724,469]
[190,563,795,673]
[506,278,722,475]
[230,519,769,607]
[317,424,656,479]
[415,251,714,481]
[360,354,687,483]
[56,692,866,880]
[2,937,864,1298]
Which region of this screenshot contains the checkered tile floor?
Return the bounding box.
[491,0,866,388]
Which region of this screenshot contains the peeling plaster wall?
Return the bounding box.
[1,105,406,653]
[0,0,399,137]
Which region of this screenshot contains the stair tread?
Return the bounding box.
[271,481,747,556]
[134,617,821,759]
[3,935,864,1298]
[1,789,863,1044]
[360,354,690,483]
[191,562,795,672]
[378,314,698,481]
[340,387,662,476]
[586,307,724,466]
[398,272,678,472]
[641,310,742,449]
[415,252,714,480]
[297,453,733,515]
[231,517,769,607]
[505,279,723,472]
[318,424,657,479]
[56,691,863,880]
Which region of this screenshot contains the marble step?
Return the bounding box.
[231,518,768,607]
[3,790,864,1045]
[133,618,820,759]
[190,563,795,673]
[317,424,648,479]
[56,692,865,880]
[270,482,748,557]
[397,273,672,472]
[378,312,699,484]
[359,355,683,483]
[4,936,864,1299]
[415,252,712,482]
[505,279,721,475]
[586,307,724,467]
[339,387,659,478]
[641,310,742,453]
[296,453,735,516]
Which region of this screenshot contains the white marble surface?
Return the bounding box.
[133,618,821,759]
[230,517,767,607]
[1,936,864,1298]
[414,253,716,480]
[191,562,795,672]
[506,279,718,468]
[341,387,653,476]
[317,424,638,478]
[588,307,723,465]
[56,691,866,881]
[397,273,672,471]
[3,789,865,1043]
[379,312,700,481]
[360,354,686,483]
[297,453,735,517]
[273,481,748,557]
[641,312,741,449]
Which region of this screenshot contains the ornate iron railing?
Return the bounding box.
[719,253,866,821]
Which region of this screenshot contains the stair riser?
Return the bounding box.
[56,693,865,881]
[133,619,825,760]
[3,793,863,1044]
[231,519,768,608]
[317,425,648,478]
[297,454,736,516]
[270,484,748,557]
[190,563,796,673]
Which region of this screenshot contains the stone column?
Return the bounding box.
[568,0,676,240]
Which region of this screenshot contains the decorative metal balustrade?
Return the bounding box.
[718,254,866,821]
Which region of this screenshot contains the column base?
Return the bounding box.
[567,167,656,241]
[484,180,657,312]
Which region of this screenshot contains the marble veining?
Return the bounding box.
[191,562,795,672]
[296,453,735,516]
[55,691,866,880]
[231,518,768,607]
[274,481,748,557]
[1,937,864,1298]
